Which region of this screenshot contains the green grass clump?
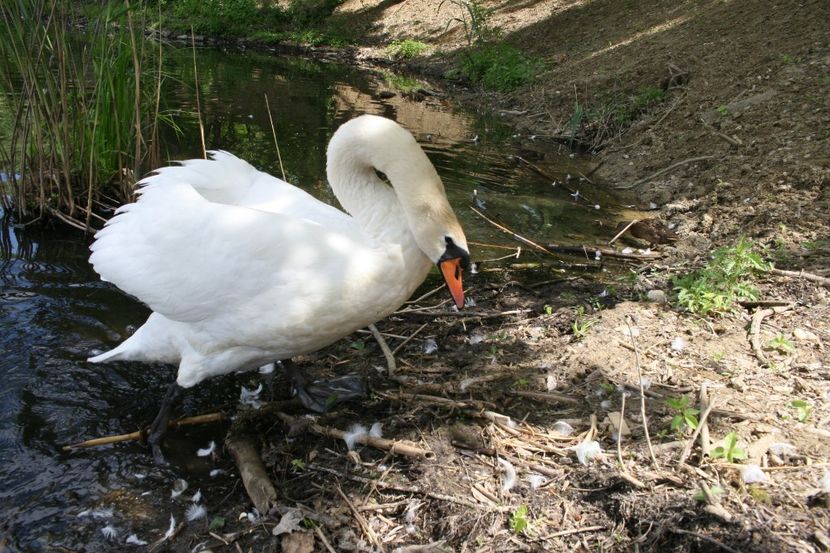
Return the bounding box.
[386,39,430,59]
[461,43,536,91]
[672,238,771,316]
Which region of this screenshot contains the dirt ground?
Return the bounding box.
[140,2,830,552]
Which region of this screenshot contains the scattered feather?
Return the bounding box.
[209,469,226,478]
[258,363,275,374]
[464,297,477,307]
[528,473,546,490]
[239,383,264,408]
[575,439,602,465]
[570,190,580,199]
[498,458,517,492]
[101,525,118,540]
[404,500,421,534]
[162,514,176,540]
[600,400,612,410]
[546,374,557,392]
[552,420,574,436]
[196,441,216,457]
[641,248,653,256]
[125,534,148,546]
[594,204,601,210]
[343,424,368,450]
[77,507,114,519]
[741,464,768,484]
[190,541,210,553]
[822,472,830,493]
[671,337,686,351]
[622,327,640,338]
[186,504,207,522]
[621,247,634,254]
[468,333,485,345]
[133,473,147,480]
[191,489,202,503]
[470,263,479,275]
[271,509,303,536]
[639,377,652,390]
[769,443,796,456]
[459,377,476,392]
[423,338,438,354]
[369,422,383,438]
[171,478,189,499]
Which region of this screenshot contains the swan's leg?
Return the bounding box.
[146,382,183,465]
[283,359,367,413]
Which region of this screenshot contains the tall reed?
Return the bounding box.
[0,0,165,230]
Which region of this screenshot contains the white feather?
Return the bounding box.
[344,424,368,450]
[552,420,574,436]
[186,504,207,522]
[101,525,118,540]
[575,439,602,465]
[528,474,546,490]
[162,514,176,540]
[191,489,202,503]
[171,478,188,498]
[369,422,383,438]
[741,464,768,484]
[125,534,148,546]
[196,441,215,457]
[498,458,517,491]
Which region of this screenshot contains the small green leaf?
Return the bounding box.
[510,505,529,535]
[208,516,226,532]
[693,485,725,502]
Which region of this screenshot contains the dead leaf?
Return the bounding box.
[272,509,304,536]
[281,531,314,553]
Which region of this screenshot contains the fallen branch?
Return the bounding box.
[225,434,277,514]
[615,156,716,190]
[275,411,434,459]
[544,243,663,260]
[513,155,597,205]
[368,323,396,377]
[769,267,830,288]
[507,390,582,406]
[470,206,552,255]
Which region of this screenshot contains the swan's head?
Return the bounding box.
[328,115,471,308]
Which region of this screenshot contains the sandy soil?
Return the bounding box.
[138,2,830,551]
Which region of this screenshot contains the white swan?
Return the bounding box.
[87,115,470,462]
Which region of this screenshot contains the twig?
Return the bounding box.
[626,317,659,469]
[697,480,733,523]
[609,219,639,245]
[62,412,228,450]
[310,463,510,512]
[615,156,716,190]
[678,392,717,465]
[368,323,396,377]
[507,390,582,406]
[543,525,606,539]
[513,155,596,205]
[671,528,741,553]
[190,27,206,159]
[543,243,663,260]
[264,93,286,181]
[314,526,338,553]
[770,267,830,288]
[225,434,277,514]
[275,412,434,459]
[469,206,551,255]
[396,308,530,320]
[336,486,381,550]
[391,323,429,356]
[699,117,743,146]
[749,304,794,366]
[698,383,712,458]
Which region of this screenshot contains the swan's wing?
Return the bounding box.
[89,179,362,323]
[154,151,350,230]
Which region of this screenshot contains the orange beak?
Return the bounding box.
[439,258,465,309]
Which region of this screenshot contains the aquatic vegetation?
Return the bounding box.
[0,0,167,228]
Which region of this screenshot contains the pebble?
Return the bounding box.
[646,290,667,303]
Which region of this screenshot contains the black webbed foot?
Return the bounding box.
[146,382,183,465]
[283,360,367,413]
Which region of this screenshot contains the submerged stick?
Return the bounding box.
[62,412,227,450]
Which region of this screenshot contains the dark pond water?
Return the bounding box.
[0,45,630,551]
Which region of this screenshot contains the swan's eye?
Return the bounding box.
[375,170,390,185]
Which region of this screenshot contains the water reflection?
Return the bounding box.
[0,45,625,550]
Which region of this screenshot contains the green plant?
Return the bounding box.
[291,458,306,471]
[571,306,595,339]
[710,432,747,463]
[543,304,554,315]
[716,105,730,116]
[768,333,795,353]
[666,395,700,434]
[386,39,429,59]
[439,0,499,47]
[460,43,536,91]
[693,485,725,502]
[349,340,366,350]
[509,505,529,535]
[673,238,771,316]
[791,399,812,422]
